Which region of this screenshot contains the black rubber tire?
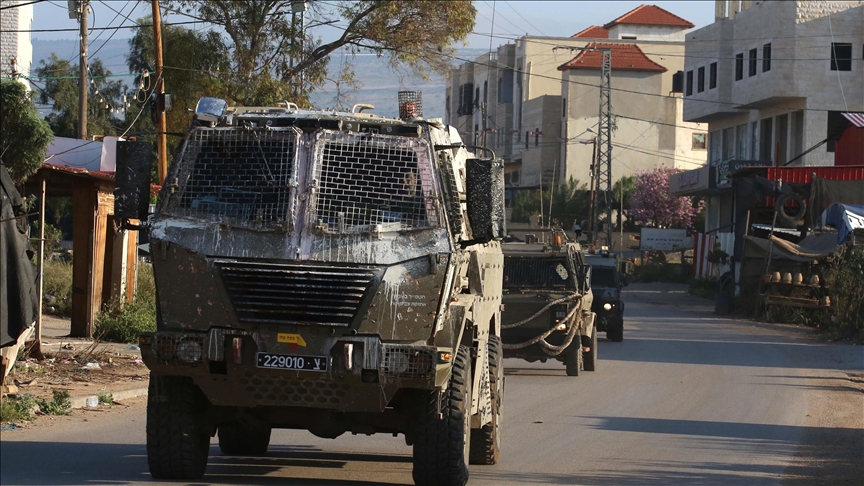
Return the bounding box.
[146,374,210,480]
[583,325,598,372]
[775,192,806,222]
[607,319,624,342]
[470,335,502,465]
[563,342,582,377]
[218,421,272,456]
[413,345,472,486]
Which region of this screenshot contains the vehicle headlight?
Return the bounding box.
[176,340,203,363]
[603,302,613,311]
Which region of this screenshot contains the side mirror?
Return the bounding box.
[194,96,227,124]
[114,140,154,222]
[465,158,505,243]
[580,265,592,293]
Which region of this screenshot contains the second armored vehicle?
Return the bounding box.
[586,252,627,342]
[500,233,597,376]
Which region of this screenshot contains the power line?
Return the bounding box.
[0,0,44,10]
[8,19,204,32]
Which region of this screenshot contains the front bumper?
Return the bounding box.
[140,329,449,412]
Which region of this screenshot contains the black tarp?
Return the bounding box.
[1,165,38,348]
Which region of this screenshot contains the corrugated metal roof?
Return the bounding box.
[841,112,864,128]
[766,166,864,184]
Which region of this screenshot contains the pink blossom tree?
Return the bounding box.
[629,166,703,229]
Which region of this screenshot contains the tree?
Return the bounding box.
[34,54,124,138]
[549,178,590,229]
[611,175,635,231]
[165,0,476,106]
[630,166,702,229]
[0,80,53,182]
[125,17,229,153]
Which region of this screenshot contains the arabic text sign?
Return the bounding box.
[640,228,694,251]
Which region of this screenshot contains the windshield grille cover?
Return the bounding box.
[313,131,436,233]
[503,257,575,289]
[168,128,299,229]
[214,259,382,326]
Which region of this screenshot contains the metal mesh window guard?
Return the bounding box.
[168,128,299,229]
[503,257,575,289]
[313,132,437,233]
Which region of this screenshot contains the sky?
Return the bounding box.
[30,1,718,47]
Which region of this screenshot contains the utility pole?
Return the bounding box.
[151,0,168,183]
[592,48,613,249]
[586,138,597,238]
[77,0,88,140]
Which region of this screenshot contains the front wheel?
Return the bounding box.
[146,375,210,480]
[413,345,472,486]
[470,336,503,465]
[583,325,598,372]
[563,343,582,377]
[607,319,624,342]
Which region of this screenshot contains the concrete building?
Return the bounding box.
[679,0,864,234]
[0,0,34,87]
[446,4,708,204]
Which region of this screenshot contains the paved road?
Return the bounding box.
[2,284,862,485]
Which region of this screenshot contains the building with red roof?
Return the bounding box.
[446,4,705,213]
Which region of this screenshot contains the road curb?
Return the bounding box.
[69,386,149,409]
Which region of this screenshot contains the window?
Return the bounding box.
[722,127,734,160]
[621,36,637,40]
[475,87,480,108]
[562,97,567,118]
[830,43,852,71]
[525,131,529,149]
[736,124,747,160]
[483,81,488,103]
[750,122,758,160]
[749,48,757,76]
[709,131,722,163]
[534,128,539,147]
[760,118,773,162]
[686,70,693,96]
[697,66,705,93]
[709,62,717,89]
[735,53,744,80]
[692,133,706,150]
[762,43,771,72]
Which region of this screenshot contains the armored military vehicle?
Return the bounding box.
[586,251,627,342]
[500,231,597,376]
[114,93,506,486]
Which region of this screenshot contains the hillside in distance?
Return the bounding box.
[32,38,488,120]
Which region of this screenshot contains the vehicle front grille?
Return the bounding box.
[214,259,381,326]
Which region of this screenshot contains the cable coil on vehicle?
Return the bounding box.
[501,292,584,356]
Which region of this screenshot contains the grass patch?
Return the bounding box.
[98,393,114,405]
[42,259,73,316]
[36,390,71,416]
[0,395,36,422]
[94,263,156,343]
[689,277,718,299]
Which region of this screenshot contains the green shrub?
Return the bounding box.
[824,247,864,340]
[42,259,73,316]
[94,263,156,343]
[689,277,718,299]
[36,390,71,415]
[0,395,36,422]
[98,394,114,405]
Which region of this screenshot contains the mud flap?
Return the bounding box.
[581,312,596,338]
[471,343,493,428]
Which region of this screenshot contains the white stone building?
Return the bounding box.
[0,0,34,88]
[683,0,864,168]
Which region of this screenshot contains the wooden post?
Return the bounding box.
[152,0,168,183]
[30,177,47,358]
[71,182,94,337]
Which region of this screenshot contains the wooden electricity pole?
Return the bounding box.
[152,0,168,183]
[77,0,88,140]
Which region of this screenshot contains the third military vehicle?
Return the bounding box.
[114,93,506,486]
[586,251,627,342]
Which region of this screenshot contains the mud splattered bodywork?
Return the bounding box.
[137,105,504,454]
